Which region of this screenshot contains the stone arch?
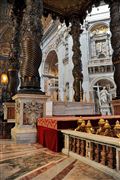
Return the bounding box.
[88,22,109,33]
[43,50,58,76]
[43,50,59,101]
[90,76,116,102]
[42,48,58,73]
[90,76,116,91]
[89,77,116,114]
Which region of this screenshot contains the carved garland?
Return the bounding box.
[23,101,43,125]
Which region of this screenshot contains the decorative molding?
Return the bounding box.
[88,65,114,75]
[15,100,20,126]
[15,100,20,114]
[89,76,116,91]
[63,57,69,65]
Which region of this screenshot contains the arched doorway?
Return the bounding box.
[43,50,58,101]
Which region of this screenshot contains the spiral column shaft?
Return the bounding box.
[70,17,83,101]
[20,0,43,93]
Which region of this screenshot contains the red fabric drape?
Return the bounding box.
[37,126,63,152]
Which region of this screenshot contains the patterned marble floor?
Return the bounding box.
[0,140,116,180]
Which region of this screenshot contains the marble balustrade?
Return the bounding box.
[61,130,120,179]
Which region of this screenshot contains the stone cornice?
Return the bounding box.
[42,20,58,43]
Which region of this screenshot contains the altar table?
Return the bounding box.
[37,115,120,152]
[37,116,78,152]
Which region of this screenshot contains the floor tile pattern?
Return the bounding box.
[0,141,66,180]
[0,140,116,180]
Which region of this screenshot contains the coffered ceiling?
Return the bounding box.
[7,0,101,18]
[43,0,95,17]
[6,0,109,27]
[44,0,90,13]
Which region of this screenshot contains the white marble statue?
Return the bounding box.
[99,86,110,106]
[99,87,111,115]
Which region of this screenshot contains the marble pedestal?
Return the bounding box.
[111,99,120,115]
[100,105,111,115]
[11,93,48,143]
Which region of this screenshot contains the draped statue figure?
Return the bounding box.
[99,87,110,106]
[99,87,111,115]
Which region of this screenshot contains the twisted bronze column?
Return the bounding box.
[70,17,83,101]
[20,0,44,93]
[7,1,24,100]
[110,1,120,99]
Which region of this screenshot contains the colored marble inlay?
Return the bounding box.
[0,141,66,180]
[0,140,115,180]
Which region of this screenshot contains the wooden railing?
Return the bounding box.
[61,130,120,179]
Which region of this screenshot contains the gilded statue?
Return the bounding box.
[86,120,94,134]
[75,117,83,131]
[114,120,120,138]
[75,118,86,132]
[96,118,105,135]
[103,120,114,137]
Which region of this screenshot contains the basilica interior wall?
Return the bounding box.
[40,4,115,106]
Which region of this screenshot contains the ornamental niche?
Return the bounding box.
[90,24,111,59]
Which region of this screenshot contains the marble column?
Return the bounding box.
[70,17,83,102]
[110,1,120,99]
[20,0,44,93]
